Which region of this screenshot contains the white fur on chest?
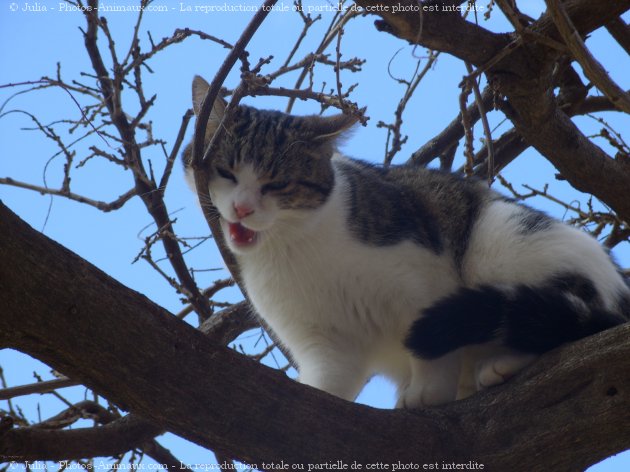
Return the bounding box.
[237,168,458,378]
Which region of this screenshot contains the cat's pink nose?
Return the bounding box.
[234,203,254,219]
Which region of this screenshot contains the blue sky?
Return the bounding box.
[1,1,629,470]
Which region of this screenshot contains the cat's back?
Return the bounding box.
[332,157,627,304]
[333,157,495,268]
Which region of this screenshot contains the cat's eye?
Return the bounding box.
[216,167,236,183]
[261,181,290,194]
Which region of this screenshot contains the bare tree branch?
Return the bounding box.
[546,0,630,114]
[199,302,259,345]
[0,414,162,462]
[464,62,495,184]
[2,0,629,467]
[190,0,279,297]
[606,17,630,56]
[0,378,78,401]
[1,202,629,469]
[0,178,136,212]
[356,0,630,223]
[32,400,118,430]
[379,51,439,165]
[81,0,213,320]
[471,128,527,178]
[285,7,362,113]
[408,86,493,166]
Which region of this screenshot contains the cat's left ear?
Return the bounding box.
[192,75,227,117]
[192,75,227,141]
[307,113,360,142]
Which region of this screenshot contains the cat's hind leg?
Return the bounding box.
[476,352,537,390]
[398,351,461,408]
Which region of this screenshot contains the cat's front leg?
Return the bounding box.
[296,347,369,402]
[398,351,461,408]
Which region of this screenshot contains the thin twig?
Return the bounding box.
[191,0,279,297]
[464,62,495,184]
[281,3,321,69]
[285,7,361,113]
[0,178,136,212]
[176,279,235,320]
[408,86,493,166]
[159,109,194,193]
[0,377,79,401]
[459,80,475,176]
[334,28,346,112]
[122,28,233,77]
[82,0,214,320]
[379,50,439,165]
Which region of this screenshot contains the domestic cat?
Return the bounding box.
[184,75,629,408]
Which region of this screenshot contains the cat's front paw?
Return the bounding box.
[476,353,537,389]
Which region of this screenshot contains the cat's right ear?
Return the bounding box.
[192,75,227,134]
[309,113,360,141]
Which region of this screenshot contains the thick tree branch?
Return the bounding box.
[355,0,624,74]
[1,202,628,469]
[356,0,508,67]
[200,301,258,345]
[0,301,256,462]
[606,17,630,56]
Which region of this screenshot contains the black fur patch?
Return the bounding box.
[406,275,626,360]
[449,184,483,270]
[336,162,489,262]
[550,274,597,303]
[385,167,486,271]
[405,286,507,359]
[338,161,443,251]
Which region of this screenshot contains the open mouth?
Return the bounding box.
[227,221,258,247]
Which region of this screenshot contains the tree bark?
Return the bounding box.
[1,202,629,469]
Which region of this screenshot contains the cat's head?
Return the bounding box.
[185,75,357,254]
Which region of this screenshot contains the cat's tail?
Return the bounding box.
[405,276,629,360]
